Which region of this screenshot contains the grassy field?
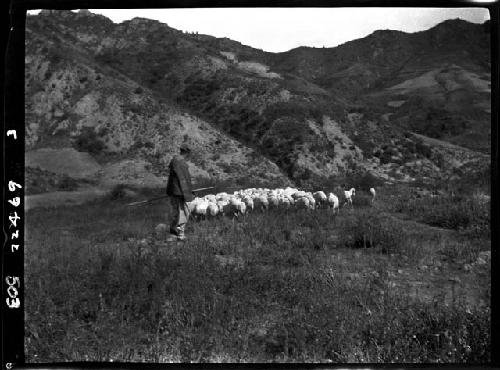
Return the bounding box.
[24,185,490,363]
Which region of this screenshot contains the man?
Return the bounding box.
[165,145,194,242]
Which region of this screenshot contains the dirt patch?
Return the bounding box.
[237,61,281,79]
[387,70,440,92]
[387,100,406,108]
[100,159,165,187]
[25,187,108,211]
[220,51,237,62]
[26,147,102,179]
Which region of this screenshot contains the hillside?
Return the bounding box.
[25,11,291,193]
[25,10,491,195]
[269,19,491,153]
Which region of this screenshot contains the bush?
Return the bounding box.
[108,184,137,200]
[343,171,384,190]
[352,193,373,208]
[341,210,405,253]
[74,128,105,154]
[392,193,490,234]
[415,140,433,159]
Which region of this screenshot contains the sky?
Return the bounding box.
[27,8,490,53]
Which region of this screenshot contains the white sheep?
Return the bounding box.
[295,196,310,210]
[292,190,307,199]
[216,200,228,214]
[242,196,254,212]
[343,188,356,208]
[221,197,245,218]
[237,200,247,216]
[327,192,339,213]
[369,187,376,204]
[313,191,328,208]
[192,200,210,219]
[216,192,230,202]
[306,194,316,210]
[280,196,292,209]
[268,196,280,209]
[186,198,200,214]
[253,195,269,212]
[204,194,217,203]
[207,202,219,217]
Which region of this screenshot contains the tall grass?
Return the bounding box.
[24,196,490,362]
[390,191,490,237]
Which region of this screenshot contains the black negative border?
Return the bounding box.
[3,0,26,368]
[2,0,499,368]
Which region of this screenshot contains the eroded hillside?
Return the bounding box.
[25,10,491,194]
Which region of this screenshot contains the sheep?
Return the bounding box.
[237,200,247,216]
[186,198,200,214]
[216,192,230,202]
[191,200,210,220]
[280,196,292,209]
[216,200,228,215]
[369,187,376,204]
[221,197,246,218]
[186,185,369,220]
[268,196,280,209]
[253,195,269,212]
[327,192,339,213]
[207,202,219,217]
[204,194,217,203]
[295,196,310,210]
[313,191,328,208]
[292,190,307,199]
[242,196,254,212]
[306,194,316,210]
[343,188,356,208]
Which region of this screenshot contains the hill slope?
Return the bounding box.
[25,10,490,193]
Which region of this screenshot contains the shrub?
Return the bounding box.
[74,128,105,154]
[392,192,490,234]
[346,171,384,190]
[341,210,405,253]
[380,152,393,164]
[415,140,433,159]
[109,184,134,200]
[352,193,373,208]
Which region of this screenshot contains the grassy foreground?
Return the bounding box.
[24,187,490,362]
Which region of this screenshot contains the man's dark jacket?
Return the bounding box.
[166,155,194,202]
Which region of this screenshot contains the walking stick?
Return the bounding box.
[126,187,215,207]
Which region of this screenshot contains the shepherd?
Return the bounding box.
[165,145,194,242]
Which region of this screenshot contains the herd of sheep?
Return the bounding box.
[186,186,374,219]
